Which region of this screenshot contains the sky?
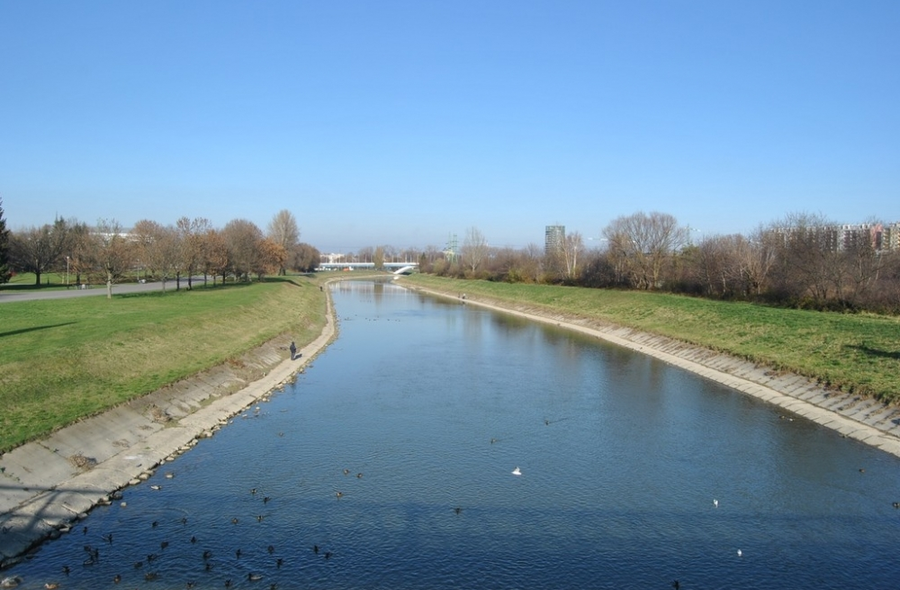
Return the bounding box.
[1,1,898,254]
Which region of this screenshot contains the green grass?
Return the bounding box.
[0,276,327,451]
[1,272,73,291]
[401,274,900,403]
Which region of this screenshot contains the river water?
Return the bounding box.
[7,279,900,589]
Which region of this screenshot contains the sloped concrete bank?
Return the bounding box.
[403,283,900,459]
[0,291,337,568]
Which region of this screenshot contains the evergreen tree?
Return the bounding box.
[0,197,10,283]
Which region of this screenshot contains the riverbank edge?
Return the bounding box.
[401,280,900,457]
[0,283,340,569]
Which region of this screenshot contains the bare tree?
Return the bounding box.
[562,231,584,281]
[0,197,10,284]
[603,212,685,289]
[132,219,178,291]
[65,220,93,287]
[222,219,263,281]
[744,225,779,296]
[841,221,885,306]
[175,217,212,289]
[771,212,839,303]
[267,210,300,275]
[200,228,228,286]
[522,243,546,283]
[9,217,70,285]
[294,243,321,273]
[461,227,489,275]
[692,234,749,297]
[357,246,375,265]
[373,246,385,270]
[93,219,134,299]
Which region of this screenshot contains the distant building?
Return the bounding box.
[883,222,900,251]
[545,225,565,255]
[839,223,882,251]
[774,222,900,253]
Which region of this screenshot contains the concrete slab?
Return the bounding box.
[43,408,153,466]
[0,444,76,491]
[0,476,37,515]
[876,438,900,457]
[794,385,825,401]
[16,492,80,523]
[0,514,55,561]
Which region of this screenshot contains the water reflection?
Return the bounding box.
[7,279,900,589]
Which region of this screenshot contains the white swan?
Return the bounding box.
[511,467,522,476]
[713,499,718,508]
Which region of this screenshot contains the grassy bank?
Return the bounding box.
[0,276,327,451]
[401,274,900,403]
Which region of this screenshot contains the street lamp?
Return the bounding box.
[66,256,70,286]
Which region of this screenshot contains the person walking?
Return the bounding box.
[289,341,297,360]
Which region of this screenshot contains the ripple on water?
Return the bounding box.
[8,280,900,589]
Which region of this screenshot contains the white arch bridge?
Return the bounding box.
[317,262,418,275]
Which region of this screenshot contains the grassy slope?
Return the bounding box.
[0,277,326,451]
[401,275,900,403]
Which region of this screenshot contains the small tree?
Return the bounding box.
[295,243,321,273]
[176,217,211,289]
[267,209,300,275]
[200,228,228,286]
[562,231,584,281]
[222,219,263,281]
[373,246,385,270]
[0,197,10,283]
[93,218,134,299]
[255,238,287,279]
[66,220,93,287]
[10,217,69,285]
[603,212,685,289]
[461,227,489,275]
[132,219,178,291]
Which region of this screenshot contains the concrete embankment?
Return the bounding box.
[403,283,900,459]
[0,289,337,568]
[3,277,899,567]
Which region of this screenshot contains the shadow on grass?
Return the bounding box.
[0,322,78,338]
[845,344,900,360]
[115,282,254,299]
[0,283,68,292]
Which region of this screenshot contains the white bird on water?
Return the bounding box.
[511,467,522,476]
[737,549,742,557]
[713,499,718,508]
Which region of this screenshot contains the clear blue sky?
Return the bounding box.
[2,1,898,253]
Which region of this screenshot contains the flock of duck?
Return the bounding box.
[0,406,543,589]
[6,474,350,589]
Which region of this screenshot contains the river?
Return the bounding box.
[6,279,900,589]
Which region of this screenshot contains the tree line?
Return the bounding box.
[425,212,900,314]
[0,200,320,297]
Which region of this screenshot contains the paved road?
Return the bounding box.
[0,280,196,303]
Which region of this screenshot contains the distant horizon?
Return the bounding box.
[3,2,897,253]
[2,199,896,256]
